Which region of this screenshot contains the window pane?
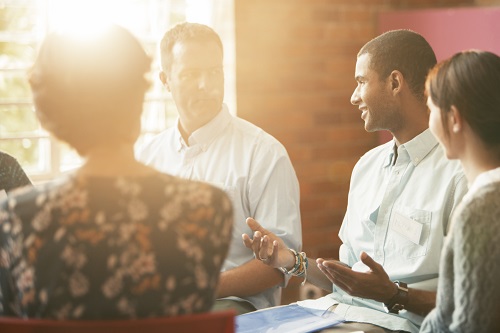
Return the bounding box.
[0,0,235,183]
[0,71,31,101]
[0,42,37,68]
[0,137,49,174]
[0,104,39,135]
[0,2,39,33]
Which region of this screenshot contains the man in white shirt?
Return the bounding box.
[136,22,302,314]
[243,30,467,332]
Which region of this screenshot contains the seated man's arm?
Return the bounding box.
[406,288,436,316]
[216,260,283,298]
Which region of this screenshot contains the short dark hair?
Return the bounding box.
[29,25,151,156]
[358,29,436,101]
[426,50,500,149]
[159,22,223,72]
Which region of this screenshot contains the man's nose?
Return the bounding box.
[350,87,360,105]
[197,73,209,90]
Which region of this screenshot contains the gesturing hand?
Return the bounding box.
[241,217,295,269]
[317,251,397,303]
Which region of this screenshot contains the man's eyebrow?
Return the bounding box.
[354,75,365,81]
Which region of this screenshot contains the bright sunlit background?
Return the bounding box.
[0,0,235,183]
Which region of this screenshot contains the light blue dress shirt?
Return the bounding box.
[136,104,302,310]
[332,129,467,333]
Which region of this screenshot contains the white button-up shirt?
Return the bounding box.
[136,104,302,309]
[333,129,468,333]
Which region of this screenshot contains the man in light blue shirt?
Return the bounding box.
[136,22,302,315]
[243,30,467,333]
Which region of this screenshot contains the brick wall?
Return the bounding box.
[234,0,500,303]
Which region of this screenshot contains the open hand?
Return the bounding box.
[241,217,295,269]
[317,251,397,303]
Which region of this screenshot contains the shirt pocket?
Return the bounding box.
[387,207,432,259]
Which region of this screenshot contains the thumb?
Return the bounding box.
[360,251,381,272]
[246,217,265,233]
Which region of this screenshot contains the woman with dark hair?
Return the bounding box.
[0,25,233,319]
[421,50,500,332]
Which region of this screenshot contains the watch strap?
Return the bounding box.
[384,280,409,314]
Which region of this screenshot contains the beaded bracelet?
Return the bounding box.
[280,248,309,285]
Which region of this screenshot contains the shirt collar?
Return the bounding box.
[174,103,231,152]
[384,129,438,168]
[401,129,438,166]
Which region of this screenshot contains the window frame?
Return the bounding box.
[0,0,236,184]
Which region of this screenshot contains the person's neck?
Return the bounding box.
[78,143,153,177]
[392,99,429,146]
[458,136,500,185]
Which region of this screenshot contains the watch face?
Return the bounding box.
[395,281,409,292]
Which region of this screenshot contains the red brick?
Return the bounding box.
[235,0,486,258]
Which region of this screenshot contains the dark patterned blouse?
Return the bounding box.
[0,151,32,193]
[0,172,233,319]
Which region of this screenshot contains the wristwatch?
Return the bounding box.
[383,281,409,314]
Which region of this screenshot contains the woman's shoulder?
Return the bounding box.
[453,182,500,239]
[462,182,500,212]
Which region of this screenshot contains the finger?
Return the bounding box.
[329,276,351,294]
[316,258,330,273]
[320,261,357,287]
[272,240,279,258]
[321,260,352,274]
[267,240,281,266]
[318,262,342,280]
[317,262,335,281]
[317,258,334,279]
[258,235,271,260]
[246,217,266,233]
[242,233,253,248]
[359,251,381,273]
[251,231,263,254]
[317,264,352,292]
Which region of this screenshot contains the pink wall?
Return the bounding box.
[378,6,500,143]
[379,7,500,60]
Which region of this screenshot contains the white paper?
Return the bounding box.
[391,212,423,245]
[296,294,339,311]
[236,303,344,333]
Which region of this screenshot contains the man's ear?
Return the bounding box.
[449,105,463,134]
[159,71,170,92]
[389,70,403,96]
